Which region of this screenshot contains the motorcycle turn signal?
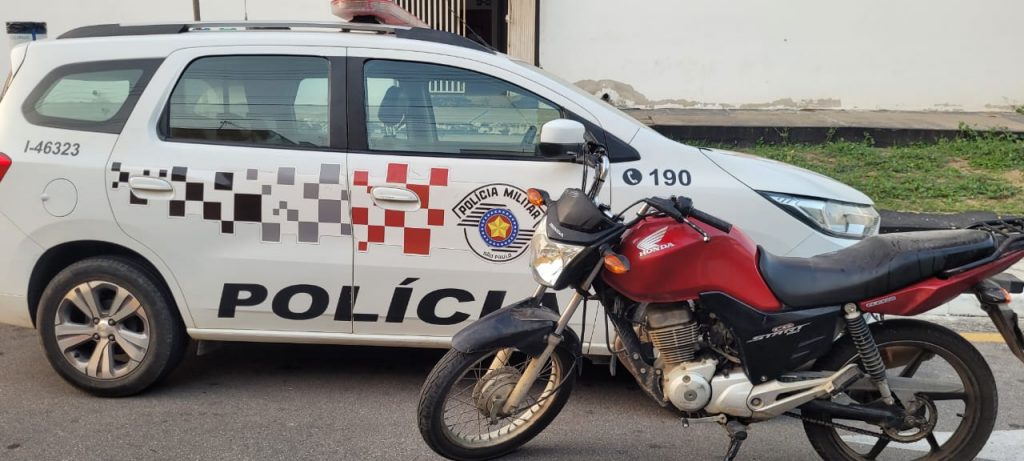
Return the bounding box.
[603,253,630,274]
[527,188,550,207]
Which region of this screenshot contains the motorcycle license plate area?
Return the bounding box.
[984,302,1024,364]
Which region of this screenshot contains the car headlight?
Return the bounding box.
[761,192,880,239]
[530,219,586,287]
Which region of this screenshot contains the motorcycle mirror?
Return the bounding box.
[538,119,586,158]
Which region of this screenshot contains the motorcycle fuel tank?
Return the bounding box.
[603,216,782,312]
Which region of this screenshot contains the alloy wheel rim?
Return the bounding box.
[827,340,980,460]
[54,281,151,380]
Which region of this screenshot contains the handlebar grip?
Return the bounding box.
[690,208,733,234]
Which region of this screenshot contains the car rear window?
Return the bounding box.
[165,55,330,149]
[23,59,162,134]
[34,69,143,121]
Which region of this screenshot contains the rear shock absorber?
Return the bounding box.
[843,304,895,405]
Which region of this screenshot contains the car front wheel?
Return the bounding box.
[37,257,187,397]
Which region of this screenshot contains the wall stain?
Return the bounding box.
[574,79,841,110]
[984,103,1019,111]
[739,98,841,110]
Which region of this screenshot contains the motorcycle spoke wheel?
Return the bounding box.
[441,349,563,447]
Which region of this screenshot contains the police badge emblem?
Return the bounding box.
[453,184,543,263]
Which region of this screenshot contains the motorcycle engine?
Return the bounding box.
[646,303,718,412]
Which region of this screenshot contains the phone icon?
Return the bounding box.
[623,168,642,185]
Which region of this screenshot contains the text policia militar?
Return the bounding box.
[217,279,560,325]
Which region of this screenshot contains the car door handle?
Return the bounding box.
[371,186,421,211]
[372,186,419,203]
[128,177,174,192]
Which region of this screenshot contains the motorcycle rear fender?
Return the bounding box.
[450,298,582,358]
[975,277,1024,364]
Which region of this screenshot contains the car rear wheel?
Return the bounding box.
[37,257,187,397]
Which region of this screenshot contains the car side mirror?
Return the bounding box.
[538,119,586,158]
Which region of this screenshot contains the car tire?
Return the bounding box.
[36,257,187,397]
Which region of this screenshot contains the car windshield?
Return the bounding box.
[510,59,650,134]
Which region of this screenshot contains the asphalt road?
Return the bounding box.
[2,323,1023,461]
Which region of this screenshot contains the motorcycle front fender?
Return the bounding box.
[450,298,582,358]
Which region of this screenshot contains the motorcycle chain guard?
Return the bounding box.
[451,298,582,358]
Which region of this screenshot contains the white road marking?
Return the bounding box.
[843,430,1024,461]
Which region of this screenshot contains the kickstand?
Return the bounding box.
[722,420,749,461]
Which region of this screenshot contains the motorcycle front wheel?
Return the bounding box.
[417,346,577,460]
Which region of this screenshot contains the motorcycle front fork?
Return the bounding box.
[496,264,604,414]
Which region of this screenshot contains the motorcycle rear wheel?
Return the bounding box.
[803,319,997,461]
[417,346,577,461]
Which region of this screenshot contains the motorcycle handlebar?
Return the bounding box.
[689,208,733,234]
[642,196,733,234]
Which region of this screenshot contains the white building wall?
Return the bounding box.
[0,0,338,79]
[539,0,1024,112]
[4,0,1022,112]
[2,0,192,75]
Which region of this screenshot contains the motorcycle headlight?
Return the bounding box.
[761,192,880,239]
[530,219,586,287]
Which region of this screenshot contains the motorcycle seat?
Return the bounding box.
[758,230,996,308]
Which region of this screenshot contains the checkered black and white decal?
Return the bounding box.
[110,162,351,244]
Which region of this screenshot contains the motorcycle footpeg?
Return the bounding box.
[681,414,727,427]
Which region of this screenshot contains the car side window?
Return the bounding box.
[35,69,143,122]
[167,55,329,149]
[22,59,162,134]
[364,60,561,156]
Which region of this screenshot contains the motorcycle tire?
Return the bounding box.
[803,319,997,461]
[417,346,577,460]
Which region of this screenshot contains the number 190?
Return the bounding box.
[649,169,691,186]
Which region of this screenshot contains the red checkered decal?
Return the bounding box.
[352,162,449,256]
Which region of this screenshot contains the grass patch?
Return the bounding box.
[707,129,1024,214]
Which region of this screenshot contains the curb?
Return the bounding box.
[879,210,1021,234]
[649,125,1001,148]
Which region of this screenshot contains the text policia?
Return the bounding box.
[217,280,560,325]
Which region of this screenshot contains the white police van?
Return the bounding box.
[0,21,879,396]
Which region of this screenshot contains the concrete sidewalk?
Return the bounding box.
[627,109,1024,146]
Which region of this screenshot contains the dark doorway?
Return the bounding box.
[464,0,507,52]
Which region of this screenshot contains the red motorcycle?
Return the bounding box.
[417,120,1024,461]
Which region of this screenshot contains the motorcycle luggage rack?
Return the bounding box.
[940,218,1024,277]
[969,217,1024,236]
